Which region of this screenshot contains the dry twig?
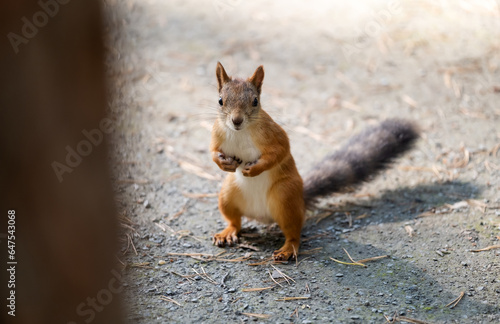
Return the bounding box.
[271,265,295,284]
[386,314,431,324]
[129,262,152,269]
[167,252,218,257]
[276,296,310,301]
[159,295,182,306]
[171,271,196,283]
[314,211,334,224]
[490,143,500,157]
[125,234,138,255]
[329,257,366,267]
[445,291,465,309]
[171,201,190,220]
[166,251,252,263]
[330,248,389,267]
[299,247,323,255]
[179,161,220,181]
[470,245,500,252]
[405,225,415,237]
[241,313,271,319]
[237,243,260,251]
[342,248,357,263]
[191,267,217,285]
[296,256,312,267]
[268,269,283,288]
[302,233,331,242]
[402,94,418,108]
[248,257,274,266]
[182,192,218,199]
[417,199,487,218]
[241,286,274,292]
[356,255,389,263]
[116,178,149,184]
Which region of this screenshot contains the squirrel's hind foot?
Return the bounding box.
[272,243,298,261]
[213,226,239,247]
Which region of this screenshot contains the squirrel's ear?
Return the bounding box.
[248,65,264,94]
[216,62,231,92]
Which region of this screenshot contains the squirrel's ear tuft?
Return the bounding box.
[248,65,264,94]
[216,62,231,92]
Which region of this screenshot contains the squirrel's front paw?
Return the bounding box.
[242,160,261,177]
[217,152,242,172]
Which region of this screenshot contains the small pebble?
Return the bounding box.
[271,270,283,279]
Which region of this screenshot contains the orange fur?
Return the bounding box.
[211,62,304,260]
[211,62,418,261]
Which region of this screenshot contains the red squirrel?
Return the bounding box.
[210,62,419,261]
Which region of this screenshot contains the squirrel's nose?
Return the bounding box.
[232,117,243,127]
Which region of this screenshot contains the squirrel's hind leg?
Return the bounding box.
[268,180,305,261]
[213,177,243,247]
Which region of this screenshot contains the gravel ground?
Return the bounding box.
[103,0,500,323]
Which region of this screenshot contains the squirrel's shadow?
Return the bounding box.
[240,181,499,321]
[241,181,480,247]
[305,180,481,229]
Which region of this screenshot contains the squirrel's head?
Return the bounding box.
[215,62,264,131]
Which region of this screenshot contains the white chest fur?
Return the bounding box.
[220,128,261,164]
[220,129,273,223]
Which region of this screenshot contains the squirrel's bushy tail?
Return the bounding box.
[303,118,419,208]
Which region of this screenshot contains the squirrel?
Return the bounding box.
[210,62,419,261]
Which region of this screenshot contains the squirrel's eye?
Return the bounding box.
[218,97,223,106]
[252,98,258,107]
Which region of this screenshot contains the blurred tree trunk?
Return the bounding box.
[0,1,124,323]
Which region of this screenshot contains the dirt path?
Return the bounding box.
[104,1,500,322]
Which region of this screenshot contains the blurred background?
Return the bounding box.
[104,1,500,322]
[1,0,499,323]
[106,0,499,188]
